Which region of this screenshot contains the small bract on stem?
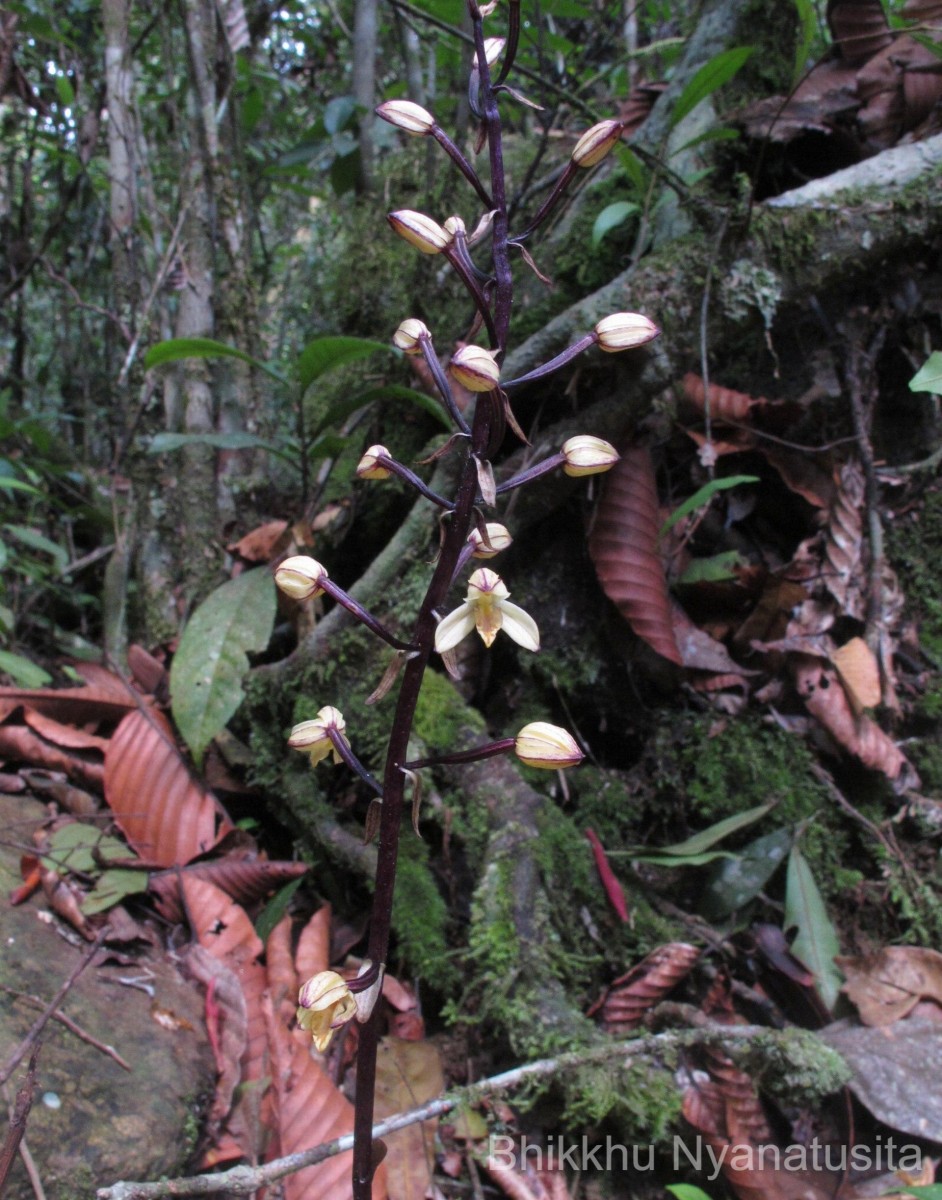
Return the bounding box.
[275,6,659,1195]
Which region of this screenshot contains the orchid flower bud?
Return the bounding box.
[594,312,660,352]
[288,706,348,767]
[393,318,431,355]
[514,722,584,769]
[443,215,466,240]
[572,120,623,168]
[356,445,393,480]
[296,971,358,1051]
[375,99,435,136]
[387,210,451,255]
[275,555,329,600]
[561,435,620,477]
[469,522,513,558]
[449,345,501,392]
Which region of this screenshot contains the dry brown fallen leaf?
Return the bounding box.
[836,946,942,1027]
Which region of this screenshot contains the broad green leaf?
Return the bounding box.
[785,844,843,1011]
[0,649,52,687]
[55,75,75,107]
[678,550,743,584]
[669,47,753,130]
[909,352,942,396]
[170,569,277,767]
[255,875,308,942]
[701,826,792,919]
[295,335,391,392]
[82,869,149,915]
[900,1189,942,1200]
[592,201,639,248]
[144,337,287,384]
[147,431,296,464]
[43,824,130,874]
[661,475,759,535]
[658,801,775,856]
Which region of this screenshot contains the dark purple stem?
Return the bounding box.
[495,451,566,495]
[321,578,414,652]
[431,126,494,208]
[503,333,597,390]
[326,728,384,796]
[404,738,515,770]
[378,456,454,509]
[419,339,472,434]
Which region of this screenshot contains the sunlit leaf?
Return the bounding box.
[81,868,148,915]
[147,431,295,463]
[668,1184,717,1200]
[669,47,753,129]
[0,650,52,687]
[170,569,277,767]
[592,200,639,247]
[657,801,775,856]
[294,335,391,392]
[909,352,942,395]
[661,475,759,535]
[144,337,287,384]
[677,550,743,584]
[785,844,842,1011]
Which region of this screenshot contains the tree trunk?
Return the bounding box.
[352,0,378,194]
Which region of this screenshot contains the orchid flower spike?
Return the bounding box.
[435,568,539,654]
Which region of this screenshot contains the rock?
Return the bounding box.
[0,793,215,1199]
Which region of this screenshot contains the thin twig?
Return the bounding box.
[0,1045,41,1195]
[117,204,188,387]
[0,927,107,1088]
[0,984,132,1071]
[96,1022,788,1200]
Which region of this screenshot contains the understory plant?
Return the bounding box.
[275,3,659,1194]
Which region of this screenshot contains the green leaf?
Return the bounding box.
[658,801,775,856]
[900,1189,942,1200]
[170,569,277,767]
[255,875,308,943]
[628,849,736,867]
[43,825,129,874]
[792,0,818,87]
[147,431,296,464]
[668,1185,716,1200]
[0,475,41,495]
[661,475,759,535]
[701,826,792,920]
[677,550,743,584]
[82,869,149,915]
[909,352,942,396]
[669,47,754,129]
[785,843,843,1011]
[144,337,287,384]
[592,201,640,248]
[294,336,391,392]
[3,524,69,570]
[55,75,75,108]
[912,34,942,60]
[0,649,52,687]
[310,384,453,439]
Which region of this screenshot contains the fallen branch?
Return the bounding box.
[97,1021,819,1199]
[0,927,107,1088]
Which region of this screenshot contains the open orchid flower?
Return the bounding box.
[435,568,539,653]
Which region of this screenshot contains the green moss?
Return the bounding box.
[414,668,486,754]
[391,837,458,988]
[738,1028,850,1106]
